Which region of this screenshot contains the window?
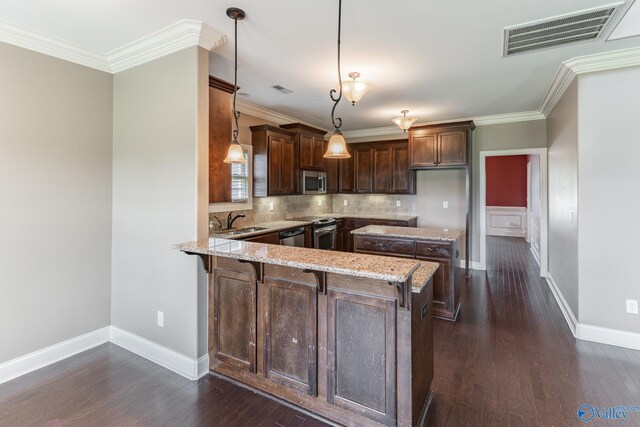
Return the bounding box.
[231,150,249,202]
[209,144,253,213]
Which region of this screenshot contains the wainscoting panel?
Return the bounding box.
[486,206,527,237]
[530,214,541,266]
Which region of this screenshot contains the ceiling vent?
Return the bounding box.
[271,85,293,94]
[503,4,621,56]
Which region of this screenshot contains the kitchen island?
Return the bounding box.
[176,238,438,427]
[352,225,464,321]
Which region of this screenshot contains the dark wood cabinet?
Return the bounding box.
[335,219,344,251]
[280,123,326,172]
[244,231,280,244]
[341,140,415,194]
[323,141,340,194]
[251,125,298,197]
[408,121,474,169]
[263,274,317,395]
[341,217,417,252]
[352,234,462,320]
[354,147,373,192]
[212,258,257,372]
[208,77,235,203]
[339,145,355,193]
[327,289,396,425]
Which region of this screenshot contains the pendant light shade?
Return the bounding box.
[324,129,350,158]
[392,110,417,132]
[324,0,351,160]
[223,7,247,164]
[223,139,245,163]
[342,72,371,106]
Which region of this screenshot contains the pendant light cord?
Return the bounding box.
[329,0,343,130]
[232,15,240,142]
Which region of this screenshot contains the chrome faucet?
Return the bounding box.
[227,212,246,230]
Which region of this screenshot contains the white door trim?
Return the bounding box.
[479,148,548,277]
[526,161,532,243]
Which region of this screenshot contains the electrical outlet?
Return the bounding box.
[569,210,575,224]
[396,200,401,208]
[157,311,164,327]
[269,202,274,211]
[626,299,639,315]
[318,199,322,207]
[443,201,449,209]
[343,199,348,206]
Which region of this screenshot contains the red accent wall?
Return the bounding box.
[486,155,528,207]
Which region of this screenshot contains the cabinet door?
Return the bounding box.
[264,277,317,395]
[327,289,396,425]
[312,137,325,169]
[280,135,297,194]
[268,135,283,195]
[324,141,339,194]
[391,144,413,194]
[373,146,391,193]
[339,146,355,192]
[354,148,373,193]
[244,231,280,244]
[213,268,257,373]
[409,132,437,167]
[299,134,315,170]
[416,255,450,317]
[438,130,466,166]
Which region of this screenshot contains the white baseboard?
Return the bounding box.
[109,326,204,381]
[459,260,485,270]
[530,245,541,268]
[545,273,578,336]
[198,354,210,378]
[578,324,640,351]
[0,326,110,385]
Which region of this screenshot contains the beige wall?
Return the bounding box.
[111,47,209,359]
[547,79,579,316]
[578,67,640,334]
[0,42,113,363]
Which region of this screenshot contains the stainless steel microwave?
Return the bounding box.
[301,171,326,194]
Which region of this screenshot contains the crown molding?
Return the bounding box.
[108,20,225,73]
[236,99,329,133]
[342,111,545,139]
[539,46,640,116]
[0,18,111,72]
[0,18,224,74]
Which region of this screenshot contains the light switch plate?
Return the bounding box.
[157,311,164,327]
[343,199,348,206]
[318,199,322,207]
[626,299,639,314]
[396,200,401,207]
[269,202,274,211]
[443,201,449,209]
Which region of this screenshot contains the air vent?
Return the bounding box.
[271,85,293,94]
[503,4,621,56]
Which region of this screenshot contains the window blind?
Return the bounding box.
[231,151,249,202]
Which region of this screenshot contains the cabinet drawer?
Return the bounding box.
[415,241,451,259]
[343,218,367,229]
[367,219,407,227]
[353,236,415,256]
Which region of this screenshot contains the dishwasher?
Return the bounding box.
[279,227,306,247]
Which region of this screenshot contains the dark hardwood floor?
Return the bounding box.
[1,236,639,426]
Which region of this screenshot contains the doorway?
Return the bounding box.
[479,148,547,277]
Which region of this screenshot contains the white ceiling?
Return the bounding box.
[1,0,639,131]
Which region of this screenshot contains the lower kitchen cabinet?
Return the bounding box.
[353,234,462,321]
[341,217,417,252]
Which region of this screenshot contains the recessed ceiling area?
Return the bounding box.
[1,0,639,131]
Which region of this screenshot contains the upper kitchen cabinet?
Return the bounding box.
[408,121,475,169]
[251,125,298,197]
[341,140,415,194]
[208,77,235,203]
[323,140,340,194]
[280,123,326,171]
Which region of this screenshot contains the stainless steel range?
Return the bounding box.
[291,216,337,250]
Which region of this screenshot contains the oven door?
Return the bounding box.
[314,225,337,250]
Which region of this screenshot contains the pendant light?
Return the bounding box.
[342,72,372,106]
[324,0,351,159]
[392,110,417,133]
[223,7,247,164]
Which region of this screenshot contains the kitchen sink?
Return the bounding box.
[219,226,269,236]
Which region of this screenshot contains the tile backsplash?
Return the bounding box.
[209,194,416,234]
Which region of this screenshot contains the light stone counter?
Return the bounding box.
[329,213,418,222]
[411,262,439,293]
[351,225,464,242]
[212,220,311,240]
[176,237,423,283]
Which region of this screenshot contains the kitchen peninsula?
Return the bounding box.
[176,238,438,427]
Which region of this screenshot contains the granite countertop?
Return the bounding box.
[212,220,311,240]
[411,262,439,293]
[351,225,464,242]
[176,238,421,283]
[328,213,418,221]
